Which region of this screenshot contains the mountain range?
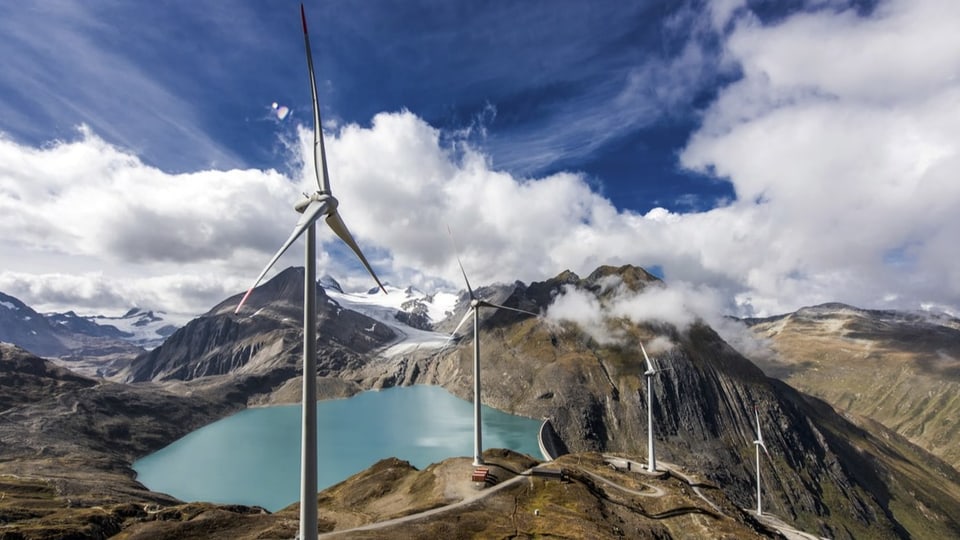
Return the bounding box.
[0,292,178,378]
[2,265,960,538]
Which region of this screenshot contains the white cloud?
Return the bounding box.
[3,0,960,325]
[675,0,960,315]
[544,277,729,346]
[544,284,613,343]
[724,0,960,105]
[0,127,300,319]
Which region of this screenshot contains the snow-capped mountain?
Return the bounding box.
[120,268,474,384]
[45,311,131,340]
[0,292,147,377]
[45,308,178,350]
[84,308,179,350]
[320,276,461,356]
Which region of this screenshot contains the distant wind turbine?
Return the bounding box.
[639,341,667,473]
[448,228,538,466]
[753,407,771,515]
[234,5,386,540]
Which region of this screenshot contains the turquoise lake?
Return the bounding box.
[133,385,542,511]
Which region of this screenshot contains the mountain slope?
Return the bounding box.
[338,266,960,539]
[0,291,71,356]
[743,303,960,470]
[0,343,243,508]
[119,267,398,384]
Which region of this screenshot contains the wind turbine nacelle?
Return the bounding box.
[295,192,337,214]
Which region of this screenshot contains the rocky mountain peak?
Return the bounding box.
[122,267,396,383]
[45,311,131,340]
[319,274,344,293]
[585,264,660,292]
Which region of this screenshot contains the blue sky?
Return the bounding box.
[0,1,737,212]
[1,0,959,324]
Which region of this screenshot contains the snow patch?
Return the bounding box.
[87,308,178,350]
[323,283,460,356]
[0,301,17,310]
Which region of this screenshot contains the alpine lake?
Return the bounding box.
[133,385,543,511]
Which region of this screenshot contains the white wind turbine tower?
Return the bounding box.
[639,341,666,473]
[234,6,386,540]
[448,230,538,466]
[753,407,771,515]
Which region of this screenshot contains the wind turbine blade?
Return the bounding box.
[446,225,475,298]
[754,407,770,456]
[450,309,475,339]
[640,342,655,373]
[325,210,387,294]
[478,301,539,318]
[235,199,332,313]
[237,232,299,311]
[300,4,331,195]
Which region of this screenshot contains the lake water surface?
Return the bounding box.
[133,385,542,511]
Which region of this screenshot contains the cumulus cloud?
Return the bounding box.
[0,271,236,325]
[544,276,729,346]
[2,0,960,327]
[678,0,960,316]
[0,127,302,319]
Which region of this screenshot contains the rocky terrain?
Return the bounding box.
[109,451,792,539]
[0,342,250,537]
[742,303,960,470]
[334,266,960,539]
[3,266,960,538]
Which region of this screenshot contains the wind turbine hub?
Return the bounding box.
[295,191,337,214]
[470,298,480,308]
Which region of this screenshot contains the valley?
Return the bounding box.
[2,266,960,538]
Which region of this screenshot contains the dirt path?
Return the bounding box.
[318,467,533,538]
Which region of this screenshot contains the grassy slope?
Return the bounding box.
[749,309,960,469]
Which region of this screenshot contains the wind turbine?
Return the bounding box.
[753,407,770,515]
[448,230,538,466]
[235,6,386,540]
[639,341,666,473]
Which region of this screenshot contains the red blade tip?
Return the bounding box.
[235,288,255,314]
